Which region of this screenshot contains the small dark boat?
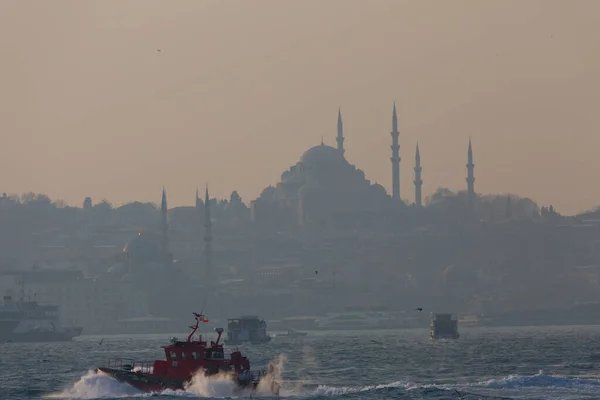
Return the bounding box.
[430,313,459,340]
[96,312,281,395]
[225,315,272,345]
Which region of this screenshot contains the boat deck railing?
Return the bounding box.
[108,358,153,373]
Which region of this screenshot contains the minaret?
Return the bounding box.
[336,108,345,157]
[390,103,400,201]
[160,187,168,249]
[466,139,475,209]
[195,188,202,209]
[203,186,213,280]
[414,143,423,207]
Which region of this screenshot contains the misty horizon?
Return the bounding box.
[1,0,599,214]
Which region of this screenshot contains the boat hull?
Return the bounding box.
[96,367,278,395]
[97,367,185,392]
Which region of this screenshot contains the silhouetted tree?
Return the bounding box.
[20,192,51,205]
[53,199,67,208]
[94,199,112,211]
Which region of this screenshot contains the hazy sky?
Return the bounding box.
[1,0,599,214]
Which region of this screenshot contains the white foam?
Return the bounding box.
[310,380,410,396]
[185,354,288,398]
[46,370,142,399]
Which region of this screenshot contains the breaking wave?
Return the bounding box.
[45,370,142,399]
[46,368,600,399]
[474,370,600,389]
[469,370,600,391]
[302,371,600,399]
[46,354,287,399]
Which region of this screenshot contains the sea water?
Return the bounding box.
[4,325,600,399]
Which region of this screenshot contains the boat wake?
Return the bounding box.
[311,371,600,399]
[183,355,285,397]
[46,354,287,399]
[45,370,142,399]
[46,369,600,399]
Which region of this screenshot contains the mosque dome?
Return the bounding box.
[258,186,276,202]
[281,170,291,182]
[281,165,305,185]
[300,144,347,171]
[123,231,165,265]
[369,183,388,198]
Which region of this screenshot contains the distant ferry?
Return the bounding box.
[225,315,271,345]
[429,313,459,340]
[0,296,83,342]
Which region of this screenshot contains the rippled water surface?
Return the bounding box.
[4,325,600,399]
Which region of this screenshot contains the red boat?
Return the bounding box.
[96,312,281,395]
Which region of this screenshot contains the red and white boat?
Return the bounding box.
[96,312,280,395]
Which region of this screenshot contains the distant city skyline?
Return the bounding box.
[1,1,599,214]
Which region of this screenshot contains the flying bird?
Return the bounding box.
[98,338,104,345]
[415,308,423,312]
[157,49,161,52]
[315,270,318,275]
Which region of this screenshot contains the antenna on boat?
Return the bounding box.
[189,299,210,343]
[198,297,207,341]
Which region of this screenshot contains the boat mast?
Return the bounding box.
[187,317,200,342]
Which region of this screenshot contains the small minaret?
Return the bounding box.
[466,139,475,210]
[203,186,213,280]
[336,108,345,157]
[390,103,400,201]
[160,187,169,250]
[195,188,203,209]
[414,143,423,207]
[195,188,203,229]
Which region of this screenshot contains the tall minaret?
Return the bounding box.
[466,138,475,209]
[203,186,213,280]
[390,103,400,201]
[336,108,345,157]
[414,143,423,207]
[160,187,168,249]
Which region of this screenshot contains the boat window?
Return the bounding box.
[169,351,177,360]
[181,352,187,361]
[192,352,200,360]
